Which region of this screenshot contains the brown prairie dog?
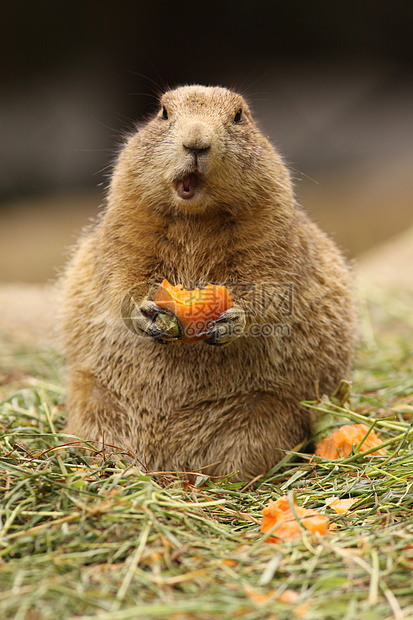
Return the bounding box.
[58,85,357,480]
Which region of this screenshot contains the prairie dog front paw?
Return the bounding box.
[130,299,183,344]
[200,305,246,346]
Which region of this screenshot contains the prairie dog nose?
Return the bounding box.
[181,121,211,153]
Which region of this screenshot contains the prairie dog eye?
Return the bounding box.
[161,106,168,120]
[233,108,243,124]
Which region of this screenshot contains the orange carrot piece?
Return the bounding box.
[261,495,329,542]
[315,424,386,460]
[154,279,233,343]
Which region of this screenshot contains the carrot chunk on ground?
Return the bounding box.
[315,424,386,459]
[261,495,329,542]
[325,496,357,513]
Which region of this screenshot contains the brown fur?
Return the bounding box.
[58,85,357,480]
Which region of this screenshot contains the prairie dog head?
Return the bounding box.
[110,85,292,216]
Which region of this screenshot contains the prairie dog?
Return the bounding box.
[59,85,356,480]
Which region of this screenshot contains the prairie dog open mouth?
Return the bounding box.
[174,173,200,200]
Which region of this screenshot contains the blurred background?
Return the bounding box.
[1,0,413,283]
